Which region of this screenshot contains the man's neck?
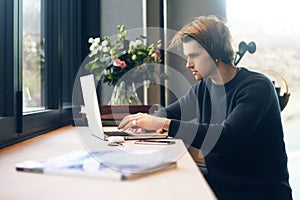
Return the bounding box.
[210,63,237,85]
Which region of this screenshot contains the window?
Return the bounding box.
[0,0,98,148]
[227,0,300,198]
[227,1,300,127]
[23,0,45,112]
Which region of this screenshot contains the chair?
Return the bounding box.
[188,147,208,175]
[262,69,290,111]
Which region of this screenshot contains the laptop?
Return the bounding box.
[80,74,168,140]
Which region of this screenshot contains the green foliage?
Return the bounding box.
[85,25,163,86]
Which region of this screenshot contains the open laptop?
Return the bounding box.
[80,74,168,140]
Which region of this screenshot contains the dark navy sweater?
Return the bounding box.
[155,67,292,199]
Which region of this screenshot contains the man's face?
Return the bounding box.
[183,40,217,80]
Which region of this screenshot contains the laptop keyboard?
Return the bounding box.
[104,130,130,136]
[104,129,164,138]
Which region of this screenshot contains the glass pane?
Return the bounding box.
[22,0,45,112]
[227,0,300,129]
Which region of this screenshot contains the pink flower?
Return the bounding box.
[113,59,127,69]
[152,49,161,62]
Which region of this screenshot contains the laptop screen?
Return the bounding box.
[80,74,106,139]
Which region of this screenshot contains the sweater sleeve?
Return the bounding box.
[154,83,200,121]
[168,76,279,155]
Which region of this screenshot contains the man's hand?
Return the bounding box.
[118,113,167,132]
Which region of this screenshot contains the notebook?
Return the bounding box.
[79,74,168,140]
[16,150,177,180]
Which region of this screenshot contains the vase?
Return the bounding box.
[109,81,142,105]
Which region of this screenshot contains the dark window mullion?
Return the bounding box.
[6,0,16,117]
[0,0,20,144]
[16,0,22,133]
[0,0,9,117]
[61,0,70,106]
[45,0,60,109]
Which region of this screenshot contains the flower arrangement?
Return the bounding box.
[85,25,162,86]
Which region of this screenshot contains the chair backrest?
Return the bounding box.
[262,69,290,111]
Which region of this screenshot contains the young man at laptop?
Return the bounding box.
[118,15,292,199]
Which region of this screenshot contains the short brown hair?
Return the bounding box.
[169,15,235,65]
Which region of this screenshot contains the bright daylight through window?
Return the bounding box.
[23,0,45,112]
[227,0,300,198]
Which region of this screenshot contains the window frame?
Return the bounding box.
[0,0,19,143]
[0,0,97,148]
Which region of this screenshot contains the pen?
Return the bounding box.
[134,140,175,145]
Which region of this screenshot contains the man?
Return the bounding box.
[118,15,292,199]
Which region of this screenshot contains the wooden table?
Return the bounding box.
[0,125,216,200]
